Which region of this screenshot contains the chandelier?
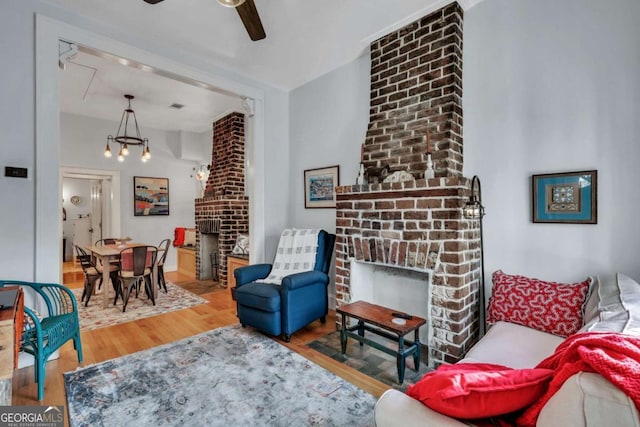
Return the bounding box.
[104,94,151,162]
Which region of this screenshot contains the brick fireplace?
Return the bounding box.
[194,112,249,286]
[335,3,481,366]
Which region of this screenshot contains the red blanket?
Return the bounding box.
[517,332,640,426]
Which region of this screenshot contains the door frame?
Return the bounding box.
[60,167,121,277]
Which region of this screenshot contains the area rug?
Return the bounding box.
[64,325,377,427]
[72,282,208,332]
[307,331,431,390]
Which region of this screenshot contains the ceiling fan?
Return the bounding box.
[143,0,266,41]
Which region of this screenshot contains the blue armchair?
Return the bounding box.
[234,229,336,342]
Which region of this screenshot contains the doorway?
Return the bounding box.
[59,167,121,283]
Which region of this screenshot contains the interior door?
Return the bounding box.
[90,180,102,243]
[101,178,112,239]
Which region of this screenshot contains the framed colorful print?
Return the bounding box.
[304,165,340,209]
[532,170,597,224]
[134,176,170,216]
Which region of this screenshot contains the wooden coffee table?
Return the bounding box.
[337,300,426,384]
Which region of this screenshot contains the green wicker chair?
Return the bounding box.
[0,280,83,400]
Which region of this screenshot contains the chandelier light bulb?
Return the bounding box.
[117,148,125,162]
[144,146,151,160]
[104,143,112,158]
[122,143,129,156]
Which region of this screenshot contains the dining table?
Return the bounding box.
[84,242,162,309]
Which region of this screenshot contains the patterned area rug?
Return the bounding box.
[64,325,377,427]
[73,282,208,332]
[307,331,431,390]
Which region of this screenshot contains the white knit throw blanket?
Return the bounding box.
[256,229,320,285]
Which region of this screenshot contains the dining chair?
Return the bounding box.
[93,238,121,290]
[156,238,171,293]
[74,245,101,307]
[95,238,117,245]
[0,280,83,400]
[117,245,157,312]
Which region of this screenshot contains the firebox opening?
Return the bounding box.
[350,260,432,350]
[198,232,219,281]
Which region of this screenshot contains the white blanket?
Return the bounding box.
[256,229,320,285]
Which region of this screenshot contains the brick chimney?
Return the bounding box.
[195,112,249,286]
[365,2,463,178]
[205,111,246,197]
[335,2,482,366]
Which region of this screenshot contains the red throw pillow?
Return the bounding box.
[487,270,591,337]
[406,363,553,419]
[173,227,185,247]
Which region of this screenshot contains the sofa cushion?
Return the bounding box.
[582,278,600,325]
[462,321,564,369]
[580,273,640,334]
[235,282,281,312]
[487,270,591,337]
[406,363,553,419]
[536,372,640,427]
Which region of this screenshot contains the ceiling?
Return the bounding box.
[51,0,480,132]
[60,49,241,133]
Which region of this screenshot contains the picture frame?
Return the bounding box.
[532,170,597,224]
[134,176,170,216]
[304,165,340,209]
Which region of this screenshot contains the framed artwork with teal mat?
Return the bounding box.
[532,170,597,224]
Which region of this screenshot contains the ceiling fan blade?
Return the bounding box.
[236,0,266,41]
[143,0,164,4]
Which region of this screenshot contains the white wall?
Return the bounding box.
[464,0,640,285]
[0,1,289,281]
[178,130,211,163]
[289,52,371,232]
[288,52,370,307]
[61,112,199,271]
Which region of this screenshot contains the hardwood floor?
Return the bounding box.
[12,270,389,421]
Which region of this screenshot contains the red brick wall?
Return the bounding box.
[205,112,245,197]
[195,196,248,286]
[364,2,463,178]
[335,177,481,365]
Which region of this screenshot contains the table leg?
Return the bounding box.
[397,335,406,384]
[101,255,110,309]
[357,320,365,346]
[340,313,347,354]
[152,256,158,302]
[413,328,421,371]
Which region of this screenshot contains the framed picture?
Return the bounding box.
[532,170,597,224]
[304,165,340,209]
[134,176,170,216]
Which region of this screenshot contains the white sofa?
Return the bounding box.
[375,273,640,427]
